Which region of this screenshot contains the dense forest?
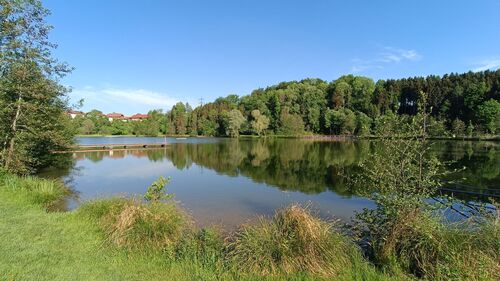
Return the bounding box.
[73,70,500,137]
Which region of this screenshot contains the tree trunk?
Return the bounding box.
[4,94,22,170]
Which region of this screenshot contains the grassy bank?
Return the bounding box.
[1,174,498,280]
[0,174,395,281]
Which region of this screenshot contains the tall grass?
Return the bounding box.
[2,172,497,280]
[360,207,500,280]
[0,173,68,209]
[80,198,192,252]
[226,204,364,276]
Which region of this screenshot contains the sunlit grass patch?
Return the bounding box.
[0,174,69,209]
[226,204,364,277]
[87,198,192,251]
[363,208,500,280]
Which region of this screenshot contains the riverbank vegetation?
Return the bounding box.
[1,164,498,280]
[1,1,499,280]
[0,172,395,280]
[72,70,500,139]
[2,111,500,280]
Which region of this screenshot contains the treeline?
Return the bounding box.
[71,109,171,136]
[182,71,500,137]
[74,70,500,137]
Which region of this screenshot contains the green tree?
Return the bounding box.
[351,76,375,114]
[279,108,304,135]
[225,109,245,138]
[451,118,465,137]
[0,0,74,173]
[251,110,270,136]
[80,119,95,135]
[187,112,198,136]
[356,112,372,136]
[466,121,475,137]
[477,99,500,134]
[171,102,187,135]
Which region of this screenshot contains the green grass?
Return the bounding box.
[366,208,500,280]
[2,173,498,280]
[0,174,400,280]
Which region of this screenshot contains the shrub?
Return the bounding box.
[100,200,191,251]
[226,204,362,276]
[358,207,500,280]
[144,176,173,203]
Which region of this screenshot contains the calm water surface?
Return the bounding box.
[41,137,499,227]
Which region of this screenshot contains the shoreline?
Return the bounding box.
[77,134,500,142]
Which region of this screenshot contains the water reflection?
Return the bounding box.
[40,139,499,227]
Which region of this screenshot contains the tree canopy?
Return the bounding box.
[72,70,500,138]
[0,0,74,174]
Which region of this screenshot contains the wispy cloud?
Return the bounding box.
[70,87,185,114]
[351,46,422,73]
[472,59,500,72]
[102,89,179,107]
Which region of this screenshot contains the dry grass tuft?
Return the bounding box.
[226,204,361,276]
[101,199,192,250]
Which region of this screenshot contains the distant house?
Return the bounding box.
[67,110,84,119]
[129,113,149,121]
[106,112,125,122]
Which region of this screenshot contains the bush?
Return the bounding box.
[451,118,466,137]
[226,204,362,276]
[80,197,192,251]
[101,200,191,250]
[358,208,500,280]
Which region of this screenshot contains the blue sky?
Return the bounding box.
[44,0,500,115]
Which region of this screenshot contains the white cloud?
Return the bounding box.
[351,46,422,73]
[70,87,185,114]
[379,47,422,63]
[102,89,178,107]
[472,59,500,72]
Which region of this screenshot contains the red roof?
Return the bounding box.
[106,113,124,118]
[130,113,149,119]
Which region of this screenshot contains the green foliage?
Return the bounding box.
[351,103,500,280]
[144,176,174,203]
[478,99,500,134]
[250,109,270,136]
[225,109,246,138]
[1,177,400,280]
[324,108,356,135]
[466,121,475,137]
[278,109,304,135]
[226,204,365,276]
[356,112,372,136]
[427,117,447,137]
[451,118,466,136]
[0,0,75,174]
[356,206,500,280]
[0,174,68,209]
[175,227,226,272]
[70,71,499,138]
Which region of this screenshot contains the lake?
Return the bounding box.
[41,137,499,228]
